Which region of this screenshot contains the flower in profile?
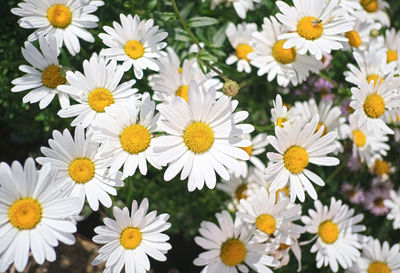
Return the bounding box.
[92,198,171,273]
[384,188,400,229]
[11,0,104,55]
[271,94,297,129]
[344,19,382,51]
[231,0,260,19]
[352,0,390,26]
[236,133,268,177]
[383,28,400,64]
[363,185,390,216]
[341,182,365,204]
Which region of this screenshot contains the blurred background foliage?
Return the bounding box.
[1,0,400,272]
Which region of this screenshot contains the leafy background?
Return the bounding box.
[1,0,400,272]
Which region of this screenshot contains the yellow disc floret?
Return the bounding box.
[236,43,253,61]
[368,261,391,273]
[9,198,42,230]
[220,239,247,266]
[318,220,339,244]
[256,214,276,235]
[276,117,288,128]
[297,16,324,40]
[360,0,379,13]
[41,65,67,89]
[47,4,72,28]
[273,40,297,64]
[68,158,95,184]
[124,40,145,59]
[367,74,384,86]
[353,130,366,147]
[387,49,398,63]
[363,93,385,118]
[315,122,327,136]
[283,145,309,174]
[88,88,114,113]
[175,85,189,102]
[240,145,253,157]
[346,30,362,48]
[183,122,214,154]
[120,227,142,249]
[235,184,248,201]
[374,159,390,176]
[120,124,151,154]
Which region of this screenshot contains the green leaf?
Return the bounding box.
[146,0,158,10]
[154,11,177,22]
[174,28,191,42]
[180,2,194,19]
[187,16,218,28]
[212,23,228,47]
[198,49,218,62]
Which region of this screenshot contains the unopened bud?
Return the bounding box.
[370,29,379,38]
[223,80,240,97]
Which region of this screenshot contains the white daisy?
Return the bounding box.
[347,237,400,273]
[301,197,365,272]
[383,28,400,64]
[337,0,362,14]
[99,14,168,79]
[0,158,79,272]
[11,36,70,109]
[11,0,104,56]
[231,0,260,19]
[91,198,172,273]
[384,189,400,230]
[225,22,257,73]
[92,93,161,178]
[36,125,124,212]
[266,116,339,202]
[153,82,254,191]
[276,0,355,60]
[271,94,297,128]
[351,0,390,26]
[344,19,382,51]
[193,210,279,273]
[368,157,395,180]
[249,16,321,87]
[236,133,269,177]
[57,53,139,128]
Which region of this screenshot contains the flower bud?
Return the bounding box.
[223,80,239,97]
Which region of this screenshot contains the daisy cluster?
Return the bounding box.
[2,0,400,272]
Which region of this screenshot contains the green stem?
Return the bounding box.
[325,162,345,184]
[254,124,275,132]
[319,72,338,89]
[198,59,228,81]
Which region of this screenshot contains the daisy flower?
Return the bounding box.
[57,53,139,128]
[153,82,254,191]
[91,198,172,273]
[344,20,382,51]
[363,185,390,216]
[193,210,279,273]
[352,0,390,26]
[236,133,268,177]
[369,157,394,180]
[301,197,365,272]
[272,236,302,272]
[266,116,340,202]
[249,16,321,87]
[11,0,104,56]
[383,28,400,64]
[92,93,161,178]
[271,94,297,128]
[11,36,70,109]
[384,188,400,229]
[347,238,400,273]
[0,158,79,272]
[276,0,355,60]
[231,0,260,19]
[225,22,257,73]
[341,182,365,204]
[99,14,168,79]
[36,125,124,212]
[337,0,362,14]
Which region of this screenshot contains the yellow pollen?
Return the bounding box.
[318,220,339,244]
[273,40,297,64]
[175,85,189,102]
[360,0,379,12]
[178,67,183,74]
[220,239,247,266]
[235,184,248,201]
[368,261,391,273]
[366,74,384,86]
[297,16,324,40]
[120,227,142,249]
[346,30,362,48]
[236,43,253,61]
[315,122,327,136]
[68,158,95,184]
[88,88,114,113]
[276,117,288,128]
[387,49,398,63]
[374,159,390,176]
[283,146,309,174]
[47,4,72,28]
[363,93,385,118]
[9,198,42,230]
[353,130,366,147]
[256,214,276,235]
[183,122,214,154]
[120,124,151,154]
[124,40,145,59]
[41,65,66,89]
[240,145,253,157]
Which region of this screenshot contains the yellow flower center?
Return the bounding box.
[387,49,398,63]
[352,130,366,147]
[47,4,72,28]
[124,40,145,59]
[368,261,391,273]
[120,227,142,249]
[276,117,288,128]
[275,186,290,200]
[178,67,183,74]
[236,43,253,61]
[68,158,95,184]
[41,65,66,89]
[235,184,248,201]
[363,93,385,118]
[8,198,42,230]
[279,243,290,250]
[367,74,384,86]
[360,0,379,12]
[240,145,253,157]
[374,159,390,176]
[175,85,189,102]
[346,30,362,48]
[272,40,297,64]
[88,88,114,113]
[315,122,327,136]
[283,146,309,174]
[256,214,276,235]
[220,239,247,266]
[297,16,324,40]
[120,124,151,154]
[318,220,339,244]
[183,122,214,154]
